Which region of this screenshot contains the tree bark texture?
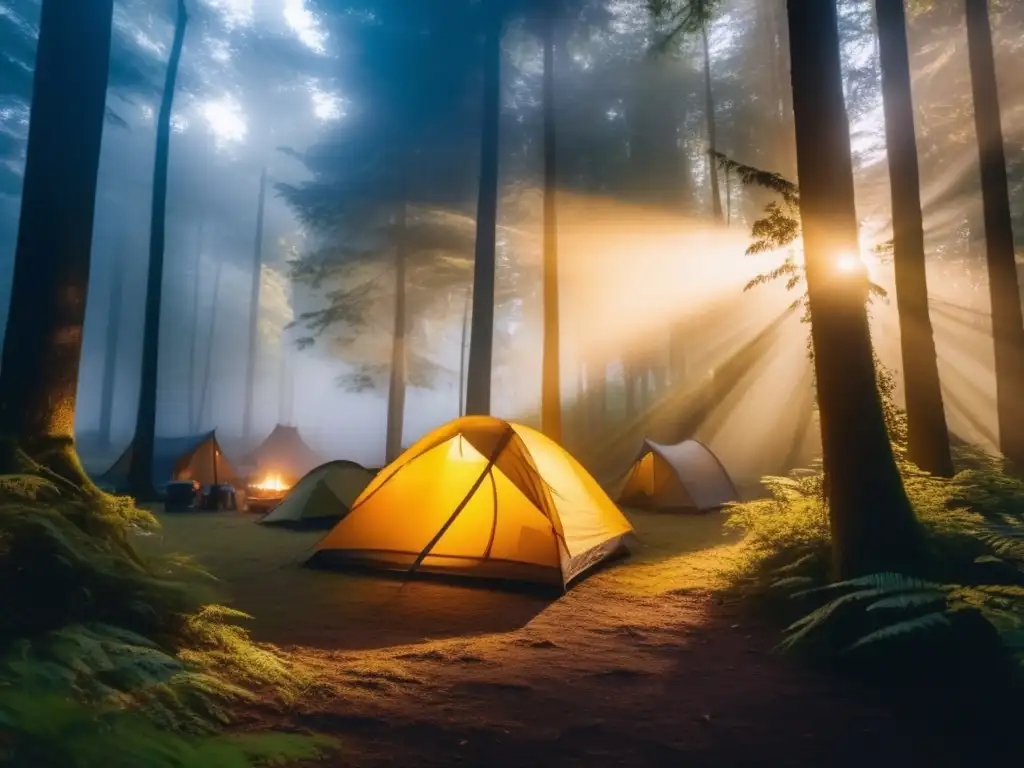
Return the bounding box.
[787,0,921,578]
[875,0,953,476]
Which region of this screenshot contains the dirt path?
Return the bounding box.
[144,511,978,767]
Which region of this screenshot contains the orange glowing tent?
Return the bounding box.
[307,416,633,589]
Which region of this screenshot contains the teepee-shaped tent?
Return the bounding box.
[308,416,633,589]
[101,431,236,492]
[245,424,322,485]
[617,438,737,513]
[260,460,376,529]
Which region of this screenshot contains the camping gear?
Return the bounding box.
[617,438,738,513]
[260,460,376,529]
[307,415,633,590]
[100,430,237,494]
[203,483,237,511]
[244,424,323,488]
[164,480,201,512]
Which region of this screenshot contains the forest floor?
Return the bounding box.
[139,510,993,767]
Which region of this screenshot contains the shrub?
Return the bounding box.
[0,450,333,766]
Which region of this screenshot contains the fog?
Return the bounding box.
[0,0,1021,480]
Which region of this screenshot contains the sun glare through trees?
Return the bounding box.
[0,0,1022,765]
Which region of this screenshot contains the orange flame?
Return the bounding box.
[252,473,287,492]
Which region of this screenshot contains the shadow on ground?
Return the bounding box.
[137,511,551,650]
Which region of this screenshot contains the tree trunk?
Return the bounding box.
[385,204,408,464]
[458,287,470,417]
[98,249,125,447]
[242,167,266,444]
[965,0,1024,470]
[771,0,797,179]
[464,6,503,416]
[196,260,223,431]
[575,357,587,443]
[188,221,204,432]
[278,281,294,426]
[701,22,723,222]
[669,324,688,385]
[541,14,562,443]
[786,0,921,578]
[126,0,188,498]
[592,357,608,427]
[0,0,114,465]
[875,0,953,477]
[725,163,732,228]
[623,359,636,421]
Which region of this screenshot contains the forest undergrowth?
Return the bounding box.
[0,447,335,768]
[723,368,1024,726]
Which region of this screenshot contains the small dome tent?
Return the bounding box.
[260,460,376,529]
[308,416,633,590]
[100,431,236,493]
[617,438,738,513]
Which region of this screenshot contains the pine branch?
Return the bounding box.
[713,151,800,208]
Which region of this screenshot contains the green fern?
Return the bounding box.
[770,575,818,590]
[845,612,951,652]
[0,686,336,768]
[777,571,1024,662]
[0,450,332,765]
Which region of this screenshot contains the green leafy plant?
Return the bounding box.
[0,683,334,768]
[776,573,1024,656]
[0,451,335,766]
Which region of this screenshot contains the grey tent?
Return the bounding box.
[617,438,738,512]
[244,424,323,485]
[101,431,237,492]
[260,460,376,529]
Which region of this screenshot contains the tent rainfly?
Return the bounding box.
[617,438,738,513]
[308,416,633,589]
[244,424,323,485]
[260,460,377,529]
[100,431,236,492]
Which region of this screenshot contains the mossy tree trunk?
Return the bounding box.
[875,0,954,477]
[126,0,188,499]
[0,0,114,479]
[786,0,921,578]
[965,0,1024,471]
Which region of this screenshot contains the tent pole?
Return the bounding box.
[407,427,515,577]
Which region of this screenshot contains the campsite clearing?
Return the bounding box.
[138,510,974,767]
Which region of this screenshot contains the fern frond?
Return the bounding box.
[866,591,946,611]
[794,573,943,598]
[773,552,819,575]
[845,612,951,652]
[771,576,818,590]
[779,587,894,650]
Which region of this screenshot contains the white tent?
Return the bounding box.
[260,460,376,529]
[617,438,738,512]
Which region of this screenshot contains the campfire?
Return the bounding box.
[250,473,289,496]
